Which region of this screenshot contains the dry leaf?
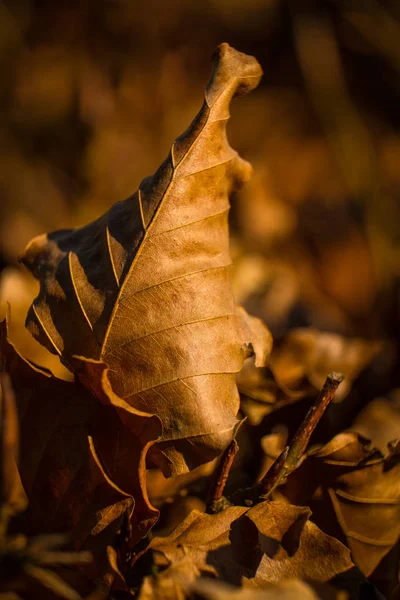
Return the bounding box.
[237,359,298,426]
[0,267,71,381]
[140,500,354,589]
[269,328,381,401]
[237,328,380,427]
[351,392,400,453]
[189,578,342,600]
[0,318,160,582]
[138,555,200,600]
[282,432,400,580]
[140,571,338,600]
[0,369,96,600]
[20,43,272,476]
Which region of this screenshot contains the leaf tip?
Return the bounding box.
[206,43,263,109]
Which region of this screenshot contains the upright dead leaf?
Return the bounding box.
[20,43,271,475]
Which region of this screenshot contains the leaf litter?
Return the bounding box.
[0,42,396,599]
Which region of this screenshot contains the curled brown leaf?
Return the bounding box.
[138,500,354,590]
[269,328,381,401]
[20,43,271,476]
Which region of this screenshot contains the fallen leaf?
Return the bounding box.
[236,359,296,426]
[351,392,400,453]
[0,318,161,583]
[139,500,354,589]
[146,462,216,510]
[20,43,271,475]
[282,432,400,582]
[138,555,200,600]
[140,569,341,600]
[269,328,381,401]
[0,365,97,600]
[189,578,343,600]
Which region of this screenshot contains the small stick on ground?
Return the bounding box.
[258,446,289,498]
[259,371,344,500]
[206,439,239,514]
[231,372,344,507]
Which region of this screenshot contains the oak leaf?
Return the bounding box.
[0,318,160,585]
[20,43,272,475]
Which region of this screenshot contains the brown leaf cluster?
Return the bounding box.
[141,501,353,586]
[0,373,95,600]
[282,433,400,592]
[0,30,398,600]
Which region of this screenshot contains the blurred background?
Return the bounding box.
[0,0,400,425]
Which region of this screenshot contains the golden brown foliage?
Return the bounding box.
[20,44,272,477]
[0,31,397,598]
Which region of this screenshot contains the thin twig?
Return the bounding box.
[206,439,239,514]
[231,372,344,506]
[258,446,289,498]
[259,371,344,500]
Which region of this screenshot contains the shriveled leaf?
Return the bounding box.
[351,392,400,453]
[20,43,271,475]
[147,462,216,510]
[0,318,161,582]
[138,555,200,600]
[140,500,354,588]
[282,432,400,580]
[238,328,379,426]
[269,328,381,401]
[237,359,298,426]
